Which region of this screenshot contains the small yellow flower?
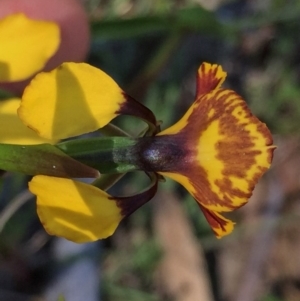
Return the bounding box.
[19,62,275,242]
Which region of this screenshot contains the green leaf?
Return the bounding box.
[0,143,99,178]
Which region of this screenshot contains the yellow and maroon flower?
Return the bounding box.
[17,62,275,242]
[134,63,274,237]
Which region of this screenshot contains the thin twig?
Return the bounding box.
[0,189,33,233]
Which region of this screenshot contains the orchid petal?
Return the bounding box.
[0,98,56,144]
[30,175,123,243]
[0,13,59,82]
[19,62,156,140]
[30,174,158,243]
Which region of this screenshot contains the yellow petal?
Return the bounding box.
[0,98,56,144]
[159,88,275,213]
[196,62,227,96]
[199,205,234,238]
[29,175,123,243]
[0,13,60,82]
[19,62,128,140]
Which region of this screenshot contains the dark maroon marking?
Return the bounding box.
[199,204,229,234]
[118,92,158,134]
[114,173,158,217]
[196,64,224,96]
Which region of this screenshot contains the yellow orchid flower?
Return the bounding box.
[19,62,275,242]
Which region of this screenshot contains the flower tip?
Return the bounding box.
[214,221,235,239]
[200,205,235,239]
[197,62,227,96]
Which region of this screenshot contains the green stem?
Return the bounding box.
[57,137,139,174]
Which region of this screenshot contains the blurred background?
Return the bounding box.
[1,0,300,300]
